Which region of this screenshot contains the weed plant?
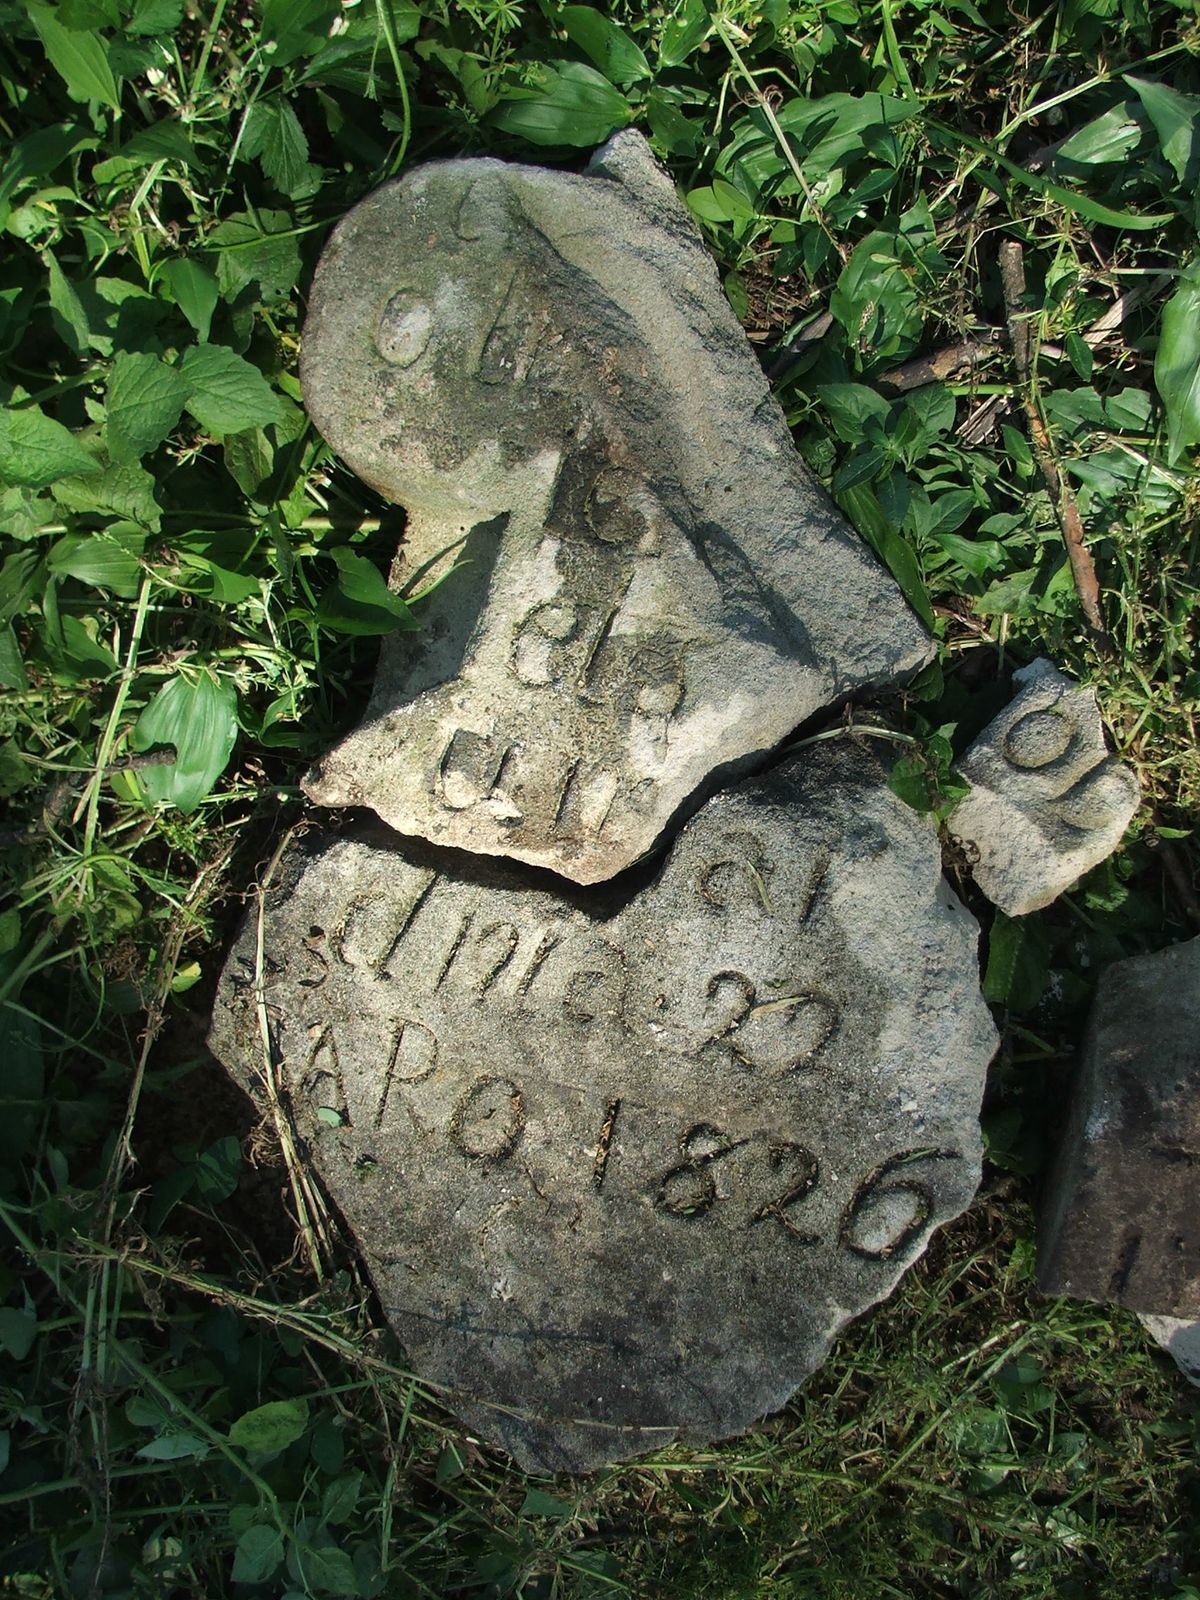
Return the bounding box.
[0,0,1199,1595]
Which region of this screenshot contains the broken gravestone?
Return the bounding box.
[1139,1315,1200,1387]
[946,658,1139,916]
[299,131,931,884]
[1038,934,1200,1317]
[210,742,997,1472]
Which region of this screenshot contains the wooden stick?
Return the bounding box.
[998,240,1113,656]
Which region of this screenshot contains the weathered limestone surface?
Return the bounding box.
[299,131,931,884]
[1139,1315,1200,1386]
[210,743,996,1472]
[946,658,1139,916]
[1038,935,1200,1318]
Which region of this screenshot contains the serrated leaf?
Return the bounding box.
[162,258,218,341]
[106,351,187,463]
[48,528,145,596]
[53,458,160,529]
[1124,75,1200,184]
[489,60,632,148]
[561,7,649,87]
[228,1397,309,1455]
[178,344,282,435]
[1154,262,1200,464]
[126,0,183,32]
[317,548,417,635]
[0,402,98,489]
[242,99,313,196]
[26,3,120,109]
[207,209,301,303]
[232,1525,284,1584]
[132,672,238,814]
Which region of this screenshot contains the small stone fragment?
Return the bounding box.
[299,131,931,884]
[1038,935,1200,1318]
[946,658,1139,915]
[1138,1314,1200,1386]
[209,742,997,1473]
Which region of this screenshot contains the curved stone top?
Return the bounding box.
[209,742,996,1472]
[299,131,931,884]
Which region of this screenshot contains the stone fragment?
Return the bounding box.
[946,658,1139,915]
[299,131,931,884]
[1138,1315,1200,1386]
[210,743,996,1473]
[1038,935,1200,1317]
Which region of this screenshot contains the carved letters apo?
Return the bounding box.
[209,745,997,1472]
[298,130,931,883]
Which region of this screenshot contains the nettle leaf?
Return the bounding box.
[132,672,238,814]
[54,459,160,529]
[162,258,218,341]
[1153,261,1200,464]
[489,60,632,148]
[178,344,282,436]
[207,209,301,303]
[317,548,418,635]
[0,402,98,489]
[106,351,187,463]
[26,3,120,109]
[1124,75,1200,185]
[229,1397,309,1455]
[561,6,650,87]
[242,99,316,196]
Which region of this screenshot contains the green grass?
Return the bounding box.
[1,0,1199,1594]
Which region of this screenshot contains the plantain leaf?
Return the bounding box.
[1153,261,1200,464]
[132,672,238,813]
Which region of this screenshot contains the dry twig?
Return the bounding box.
[998,239,1113,656]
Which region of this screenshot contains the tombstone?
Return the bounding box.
[210,742,998,1472]
[946,659,1138,916]
[1038,935,1200,1317]
[299,131,931,884]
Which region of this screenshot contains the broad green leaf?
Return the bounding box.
[242,99,316,196]
[1124,75,1200,184]
[260,0,340,66]
[561,7,650,87]
[317,548,418,635]
[178,344,282,435]
[321,1471,364,1525]
[520,1488,573,1518]
[93,120,198,182]
[0,403,97,489]
[53,459,160,529]
[1055,101,1143,165]
[192,1135,240,1203]
[44,250,88,355]
[658,0,712,66]
[291,1541,356,1596]
[0,123,95,222]
[1154,261,1200,463]
[125,0,184,34]
[0,1307,36,1360]
[836,483,934,629]
[48,528,145,596]
[232,1525,284,1584]
[228,1397,309,1455]
[26,3,120,109]
[132,672,238,814]
[106,351,187,463]
[162,258,218,341]
[489,60,632,148]
[207,210,301,303]
[982,912,1049,1008]
[135,1431,210,1461]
